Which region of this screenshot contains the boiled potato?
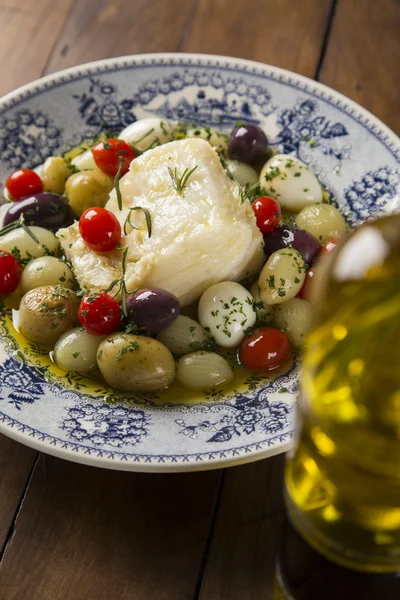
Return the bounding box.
[119,118,173,150]
[186,126,228,154]
[54,328,105,373]
[18,286,79,346]
[21,256,74,294]
[65,170,114,217]
[250,281,273,324]
[225,160,259,187]
[295,204,346,244]
[71,148,101,172]
[260,154,322,212]
[176,351,233,391]
[97,333,175,392]
[198,281,256,348]
[41,157,71,194]
[273,298,314,347]
[258,249,306,305]
[0,226,59,261]
[156,315,209,355]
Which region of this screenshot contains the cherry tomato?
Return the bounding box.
[239,327,290,371]
[78,293,121,335]
[298,268,316,300]
[79,208,121,252]
[252,196,281,232]
[321,238,340,255]
[0,251,22,295]
[5,169,43,201]
[92,138,136,177]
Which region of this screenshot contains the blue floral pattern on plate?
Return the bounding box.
[0,54,399,471]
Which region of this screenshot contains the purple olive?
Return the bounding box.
[228,124,269,165]
[3,193,74,231]
[263,227,321,266]
[126,288,180,335]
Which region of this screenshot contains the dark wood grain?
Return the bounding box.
[319,0,400,133]
[0,455,221,600]
[198,456,284,600]
[182,0,335,76]
[44,0,196,74]
[0,438,37,552]
[0,0,74,96]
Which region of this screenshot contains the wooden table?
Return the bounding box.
[0,1,399,598]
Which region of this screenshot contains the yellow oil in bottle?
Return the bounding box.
[285,215,400,574]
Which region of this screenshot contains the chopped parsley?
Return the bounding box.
[264,166,281,182]
[116,339,140,361]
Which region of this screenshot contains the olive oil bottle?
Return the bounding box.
[276,215,400,598]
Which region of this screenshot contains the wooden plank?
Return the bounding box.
[182,0,335,77]
[44,0,196,74]
[319,0,400,133]
[198,456,285,600]
[0,437,37,552]
[0,455,222,600]
[0,0,73,96]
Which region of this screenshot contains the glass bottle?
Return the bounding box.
[276,215,400,599]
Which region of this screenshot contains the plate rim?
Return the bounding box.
[0,52,398,471]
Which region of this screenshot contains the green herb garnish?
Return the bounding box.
[0,214,40,244]
[123,207,152,237]
[114,154,124,211]
[116,339,140,361]
[168,165,198,196]
[102,247,136,318]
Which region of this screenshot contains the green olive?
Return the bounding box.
[18,286,79,346]
[97,333,175,392]
[20,256,74,295]
[41,157,71,195]
[65,170,114,217]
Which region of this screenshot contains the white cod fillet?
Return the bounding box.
[57,138,264,306]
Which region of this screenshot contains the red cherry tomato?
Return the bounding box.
[252,196,281,233]
[321,238,340,255]
[239,327,290,372]
[0,251,22,295]
[92,138,136,177]
[5,169,43,201]
[78,293,121,335]
[298,268,316,300]
[79,208,121,252]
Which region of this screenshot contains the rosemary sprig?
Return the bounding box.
[0,214,40,244]
[102,247,136,318]
[131,128,154,146]
[129,129,162,156]
[238,181,262,204]
[114,154,124,211]
[168,165,198,196]
[123,207,152,237]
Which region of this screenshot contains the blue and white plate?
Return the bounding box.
[0,54,399,471]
